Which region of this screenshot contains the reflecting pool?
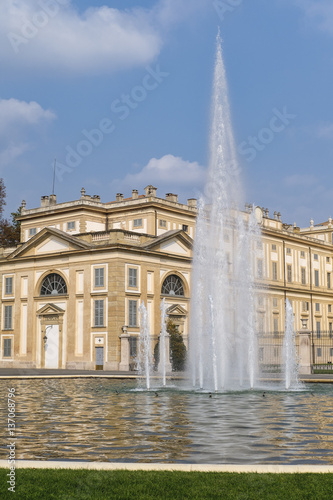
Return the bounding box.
[1,379,333,464]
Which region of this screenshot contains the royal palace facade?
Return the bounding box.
[0,185,333,370]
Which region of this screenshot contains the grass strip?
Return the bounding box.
[1,468,333,499]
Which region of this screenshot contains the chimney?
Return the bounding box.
[132,189,139,200]
[187,198,197,209]
[165,193,178,203]
[41,196,49,207]
[144,185,157,197]
[49,194,57,206]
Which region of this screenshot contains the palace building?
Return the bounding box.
[1,185,333,370]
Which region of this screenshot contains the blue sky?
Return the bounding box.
[1,0,333,227]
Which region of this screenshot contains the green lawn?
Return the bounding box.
[1,469,333,499]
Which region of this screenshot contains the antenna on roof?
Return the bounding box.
[52,158,56,195]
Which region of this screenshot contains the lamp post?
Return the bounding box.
[43,325,52,344]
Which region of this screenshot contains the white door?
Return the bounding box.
[45,324,59,368]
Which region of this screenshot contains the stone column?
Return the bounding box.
[119,334,130,371]
[298,319,312,375]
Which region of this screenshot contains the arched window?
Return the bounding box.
[161,275,185,296]
[40,273,67,296]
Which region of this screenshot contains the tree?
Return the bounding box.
[0,178,6,220]
[0,178,21,247]
[0,207,21,247]
[154,319,187,371]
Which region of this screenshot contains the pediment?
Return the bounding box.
[160,238,188,255]
[8,227,92,259]
[36,237,70,254]
[37,303,65,316]
[167,304,187,316]
[143,230,193,256]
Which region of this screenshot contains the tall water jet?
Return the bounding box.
[283,299,300,390]
[138,302,152,390]
[190,31,261,391]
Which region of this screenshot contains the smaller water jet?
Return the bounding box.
[138,302,152,390]
[159,298,169,387]
[283,298,300,390]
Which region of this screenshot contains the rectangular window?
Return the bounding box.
[300,251,305,258]
[315,302,320,312]
[128,268,138,288]
[274,347,279,358]
[258,296,264,307]
[259,347,264,362]
[133,218,142,227]
[29,228,36,237]
[317,348,322,357]
[257,259,263,279]
[5,277,13,295]
[314,253,318,260]
[67,221,75,230]
[3,338,11,357]
[301,267,306,285]
[94,268,105,288]
[182,224,188,232]
[94,300,104,327]
[4,306,12,330]
[327,257,330,263]
[258,315,264,333]
[159,219,166,228]
[302,301,309,312]
[224,232,230,242]
[315,270,319,287]
[287,265,292,283]
[272,262,277,281]
[129,337,137,357]
[286,247,291,255]
[329,304,332,313]
[329,323,333,336]
[272,244,276,251]
[129,300,137,327]
[330,347,333,356]
[273,298,278,308]
[273,317,279,335]
[328,273,331,289]
[316,321,321,338]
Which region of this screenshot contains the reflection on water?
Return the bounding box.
[1,379,333,464]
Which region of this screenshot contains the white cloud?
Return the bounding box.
[293,0,333,36]
[284,174,318,188]
[0,0,206,75]
[0,98,56,134]
[0,98,55,170]
[0,142,31,167]
[316,122,333,139]
[110,154,206,199]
